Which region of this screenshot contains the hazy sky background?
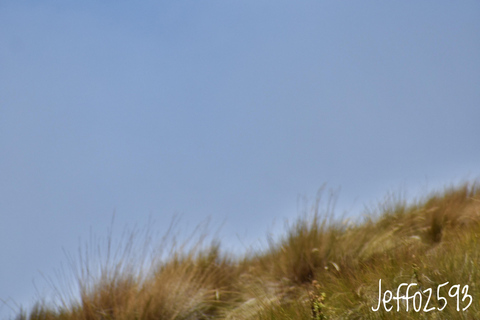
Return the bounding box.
[1,1,479,318]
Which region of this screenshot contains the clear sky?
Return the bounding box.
[1,1,479,318]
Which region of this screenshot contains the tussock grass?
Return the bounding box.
[11,181,480,319]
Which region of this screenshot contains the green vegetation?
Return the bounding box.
[12,182,480,319]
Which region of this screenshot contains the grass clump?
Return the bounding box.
[10,181,480,319]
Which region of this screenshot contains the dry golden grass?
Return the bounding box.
[12,181,480,319]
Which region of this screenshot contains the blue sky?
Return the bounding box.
[1,1,479,317]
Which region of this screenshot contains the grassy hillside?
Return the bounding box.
[13,182,480,319]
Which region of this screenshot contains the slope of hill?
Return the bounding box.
[13,182,480,319]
